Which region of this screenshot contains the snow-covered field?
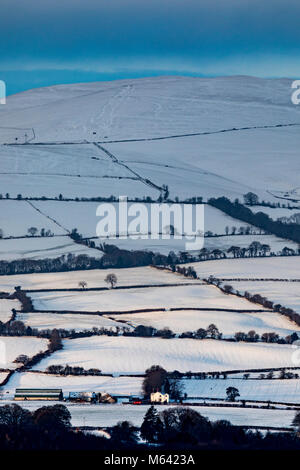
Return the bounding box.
[186,257,300,280]
[0,143,158,199]
[31,201,254,238]
[32,336,297,374]
[65,404,297,429]
[0,172,158,200]
[0,299,20,323]
[0,266,193,292]
[0,200,66,237]
[30,284,263,312]
[2,76,298,143]
[230,281,300,313]
[0,236,103,261]
[105,124,300,202]
[0,336,48,369]
[0,77,299,202]
[182,378,300,404]
[97,233,297,256]
[0,372,10,385]
[16,311,131,332]
[7,372,300,405]
[0,76,299,430]
[0,400,294,429]
[2,372,143,398]
[111,309,300,337]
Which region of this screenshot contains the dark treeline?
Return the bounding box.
[45,364,103,376]
[206,276,300,329]
[208,197,300,244]
[0,246,165,276]
[1,402,300,450]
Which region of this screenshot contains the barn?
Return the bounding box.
[14,388,63,401]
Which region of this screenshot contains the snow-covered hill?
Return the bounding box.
[1,75,299,143]
[0,76,299,201]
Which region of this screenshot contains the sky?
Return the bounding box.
[0,0,300,95]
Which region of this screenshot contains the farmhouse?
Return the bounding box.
[69,391,97,403]
[150,392,169,404]
[14,388,63,401]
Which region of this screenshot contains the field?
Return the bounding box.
[0,76,300,435]
[0,401,294,429]
[30,284,264,313]
[0,200,65,237]
[1,77,300,204]
[0,299,20,323]
[0,236,103,261]
[0,266,196,293]
[185,256,300,280]
[3,372,143,398]
[16,311,130,332]
[32,336,296,374]
[111,308,300,337]
[229,281,300,313]
[182,378,300,403]
[0,336,49,369]
[30,201,255,237]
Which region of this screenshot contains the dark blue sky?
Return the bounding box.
[1,0,300,94]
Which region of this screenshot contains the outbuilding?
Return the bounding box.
[14,388,63,401]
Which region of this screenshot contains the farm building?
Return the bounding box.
[14,388,63,401]
[69,391,97,403]
[150,392,169,404]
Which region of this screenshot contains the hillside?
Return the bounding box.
[0,76,299,202]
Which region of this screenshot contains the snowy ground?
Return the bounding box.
[0,236,103,261]
[105,124,300,202]
[2,372,143,398]
[0,336,48,369]
[0,143,158,199]
[0,200,66,237]
[185,257,300,280]
[229,281,300,313]
[0,266,195,292]
[0,401,295,429]
[111,309,300,338]
[1,77,299,203]
[98,233,297,256]
[0,76,299,429]
[182,378,300,403]
[30,284,264,313]
[16,311,131,332]
[0,372,10,385]
[31,201,255,238]
[0,299,20,323]
[32,336,297,375]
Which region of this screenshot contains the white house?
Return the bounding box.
[150,392,169,404]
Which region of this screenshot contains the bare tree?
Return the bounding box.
[105,273,117,289]
[28,227,38,237]
[78,281,87,290]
